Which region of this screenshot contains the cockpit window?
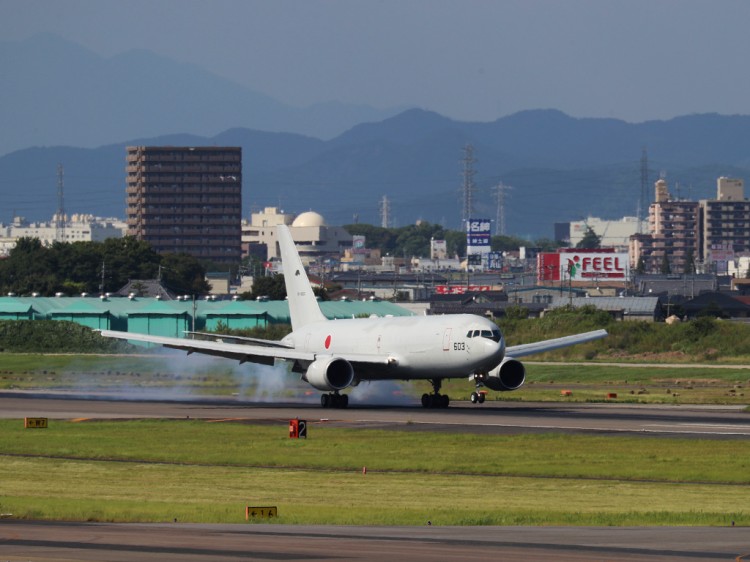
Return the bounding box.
[480,329,502,342]
[473,330,480,337]
[466,330,473,338]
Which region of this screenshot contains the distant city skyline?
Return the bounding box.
[3,0,750,126]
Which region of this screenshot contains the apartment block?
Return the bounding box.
[126,146,242,264]
[630,179,699,273]
[699,177,750,272]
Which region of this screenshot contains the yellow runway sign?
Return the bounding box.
[24,417,48,428]
[245,506,277,520]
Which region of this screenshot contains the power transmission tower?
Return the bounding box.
[379,195,391,228]
[460,144,477,228]
[493,183,512,236]
[56,163,66,242]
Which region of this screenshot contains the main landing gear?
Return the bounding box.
[321,392,348,409]
[421,378,450,409]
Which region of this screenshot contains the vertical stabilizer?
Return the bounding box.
[277,224,328,331]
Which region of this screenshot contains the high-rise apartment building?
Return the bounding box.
[699,177,750,272]
[629,179,699,273]
[126,146,242,264]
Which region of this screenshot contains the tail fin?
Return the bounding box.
[277,224,328,331]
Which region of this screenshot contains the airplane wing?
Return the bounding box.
[98,329,314,366]
[504,329,608,358]
[184,331,294,348]
[98,330,394,371]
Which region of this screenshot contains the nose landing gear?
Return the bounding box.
[470,390,486,404]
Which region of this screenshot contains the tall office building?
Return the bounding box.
[126,146,242,264]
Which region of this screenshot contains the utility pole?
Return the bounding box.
[460,144,477,229]
[56,163,65,242]
[493,183,512,236]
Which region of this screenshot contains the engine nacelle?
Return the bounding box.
[484,357,526,391]
[304,357,355,391]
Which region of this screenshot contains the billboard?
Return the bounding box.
[466,218,492,248]
[435,285,492,295]
[537,251,629,282]
[466,218,491,268]
[431,239,447,260]
[352,235,367,254]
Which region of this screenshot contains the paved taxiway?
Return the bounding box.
[1,520,748,561]
[0,391,748,438]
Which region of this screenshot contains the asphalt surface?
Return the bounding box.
[1,391,749,560]
[1,390,749,438]
[1,520,749,561]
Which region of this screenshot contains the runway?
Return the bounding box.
[2,391,749,561]
[1,390,749,438]
[1,520,748,561]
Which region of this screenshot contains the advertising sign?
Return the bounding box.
[487,251,504,270]
[352,235,367,254]
[434,285,492,295]
[466,219,491,271]
[466,218,492,248]
[431,239,447,260]
[537,251,629,282]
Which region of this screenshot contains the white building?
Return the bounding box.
[241,207,295,258]
[0,215,126,256]
[569,216,641,250]
[241,208,352,266]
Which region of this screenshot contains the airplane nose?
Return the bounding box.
[478,336,504,362]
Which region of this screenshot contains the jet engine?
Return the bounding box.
[483,357,526,391]
[304,357,355,391]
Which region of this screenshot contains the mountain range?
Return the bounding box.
[3,35,750,239]
[3,109,750,239]
[0,34,404,156]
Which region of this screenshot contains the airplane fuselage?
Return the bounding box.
[284,313,505,381]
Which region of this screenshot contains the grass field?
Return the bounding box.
[3,353,750,405]
[1,419,748,526]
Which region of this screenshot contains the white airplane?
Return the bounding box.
[100,225,607,408]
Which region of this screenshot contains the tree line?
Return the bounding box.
[0,237,210,297]
[343,222,563,258]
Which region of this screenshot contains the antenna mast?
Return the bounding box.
[56,163,66,242]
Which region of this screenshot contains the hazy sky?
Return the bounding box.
[2,0,750,123]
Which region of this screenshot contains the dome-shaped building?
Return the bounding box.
[241,207,351,267]
[288,210,351,267]
[292,211,326,228]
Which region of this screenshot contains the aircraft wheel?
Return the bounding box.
[339,394,349,408]
[421,393,430,408]
[470,392,479,404]
[478,393,485,404]
[321,394,330,408]
[441,394,450,408]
